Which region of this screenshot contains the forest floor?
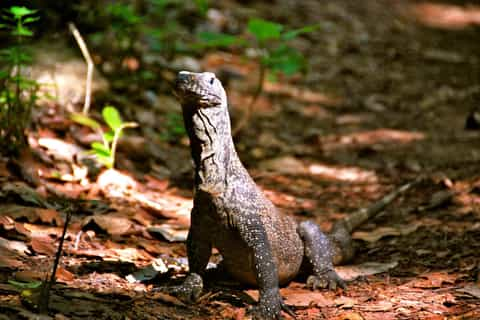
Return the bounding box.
[1,0,480,319]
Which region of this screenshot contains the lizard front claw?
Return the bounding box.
[246,288,283,320]
[155,273,203,302]
[306,270,346,291]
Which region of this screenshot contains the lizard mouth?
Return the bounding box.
[174,72,222,107]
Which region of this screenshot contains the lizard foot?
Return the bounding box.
[306,270,346,291]
[246,288,283,320]
[154,273,203,302]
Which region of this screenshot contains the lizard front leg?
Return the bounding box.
[237,215,283,319]
[169,208,212,302]
[297,221,346,290]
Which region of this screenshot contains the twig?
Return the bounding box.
[68,22,93,115]
[38,205,73,314]
[232,64,265,137]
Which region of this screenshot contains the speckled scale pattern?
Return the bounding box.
[175,71,345,319]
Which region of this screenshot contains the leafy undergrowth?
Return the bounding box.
[1,0,480,319]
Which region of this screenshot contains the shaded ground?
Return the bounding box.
[1,0,480,319]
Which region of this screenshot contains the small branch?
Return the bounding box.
[38,205,73,314]
[68,22,93,115]
[232,63,266,137]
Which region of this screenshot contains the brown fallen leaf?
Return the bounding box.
[335,261,398,282]
[136,238,171,255]
[30,236,57,256]
[144,175,169,192]
[150,291,186,307]
[0,252,24,268]
[334,296,357,309]
[37,137,84,163]
[147,224,188,242]
[14,270,45,282]
[0,204,63,226]
[409,272,458,289]
[1,182,50,208]
[0,238,26,268]
[70,247,152,263]
[82,213,136,237]
[352,224,420,243]
[357,301,394,312]
[56,266,75,283]
[20,223,65,239]
[133,192,192,219]
[279,288,333,308]
[0,215,15,230]
[0,236,31,255]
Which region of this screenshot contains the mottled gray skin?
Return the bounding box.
[174,71,346,319]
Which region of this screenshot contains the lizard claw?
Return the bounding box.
[306,270,346,291]
[246,288,283,319]
[154,273,203,303]
[281,301,297,319]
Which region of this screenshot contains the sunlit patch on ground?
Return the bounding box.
[321,129,425,151]
[263,81,342,106]
[408,2,480,29]
[259,156,378,183]
[308,163,378,183]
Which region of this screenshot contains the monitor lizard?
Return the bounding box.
[173,71,419,319]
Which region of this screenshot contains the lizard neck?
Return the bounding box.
[182,102,238,195]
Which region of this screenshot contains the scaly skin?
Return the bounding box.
[174,71,419,319]
[174,71,344,319]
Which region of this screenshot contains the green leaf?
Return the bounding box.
[196,31,242,48]
[247,18,283,42]
[70,113,101,130]
[104,131,114,143]
[8,280,42,289]
[91,142,111,157]
[262,45,305,76]
[9,6,38,19]
[102,106,123,131]
[23,16,40,24]
[282,24,320,40]
[13,26,33,37]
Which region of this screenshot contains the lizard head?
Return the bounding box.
[174,71,225,108]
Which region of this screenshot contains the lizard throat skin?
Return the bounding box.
[176,71,236,195]
[173,70,402,319]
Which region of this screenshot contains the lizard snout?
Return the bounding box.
[176,71,192,87]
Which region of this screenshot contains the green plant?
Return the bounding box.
[196,18,319,135]
[71,106,137,169]
[0,6,40,155]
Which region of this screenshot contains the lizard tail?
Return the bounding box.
[341,176,423,233]
[329,176,423,264]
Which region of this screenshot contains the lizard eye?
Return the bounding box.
[209,77,215,85]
